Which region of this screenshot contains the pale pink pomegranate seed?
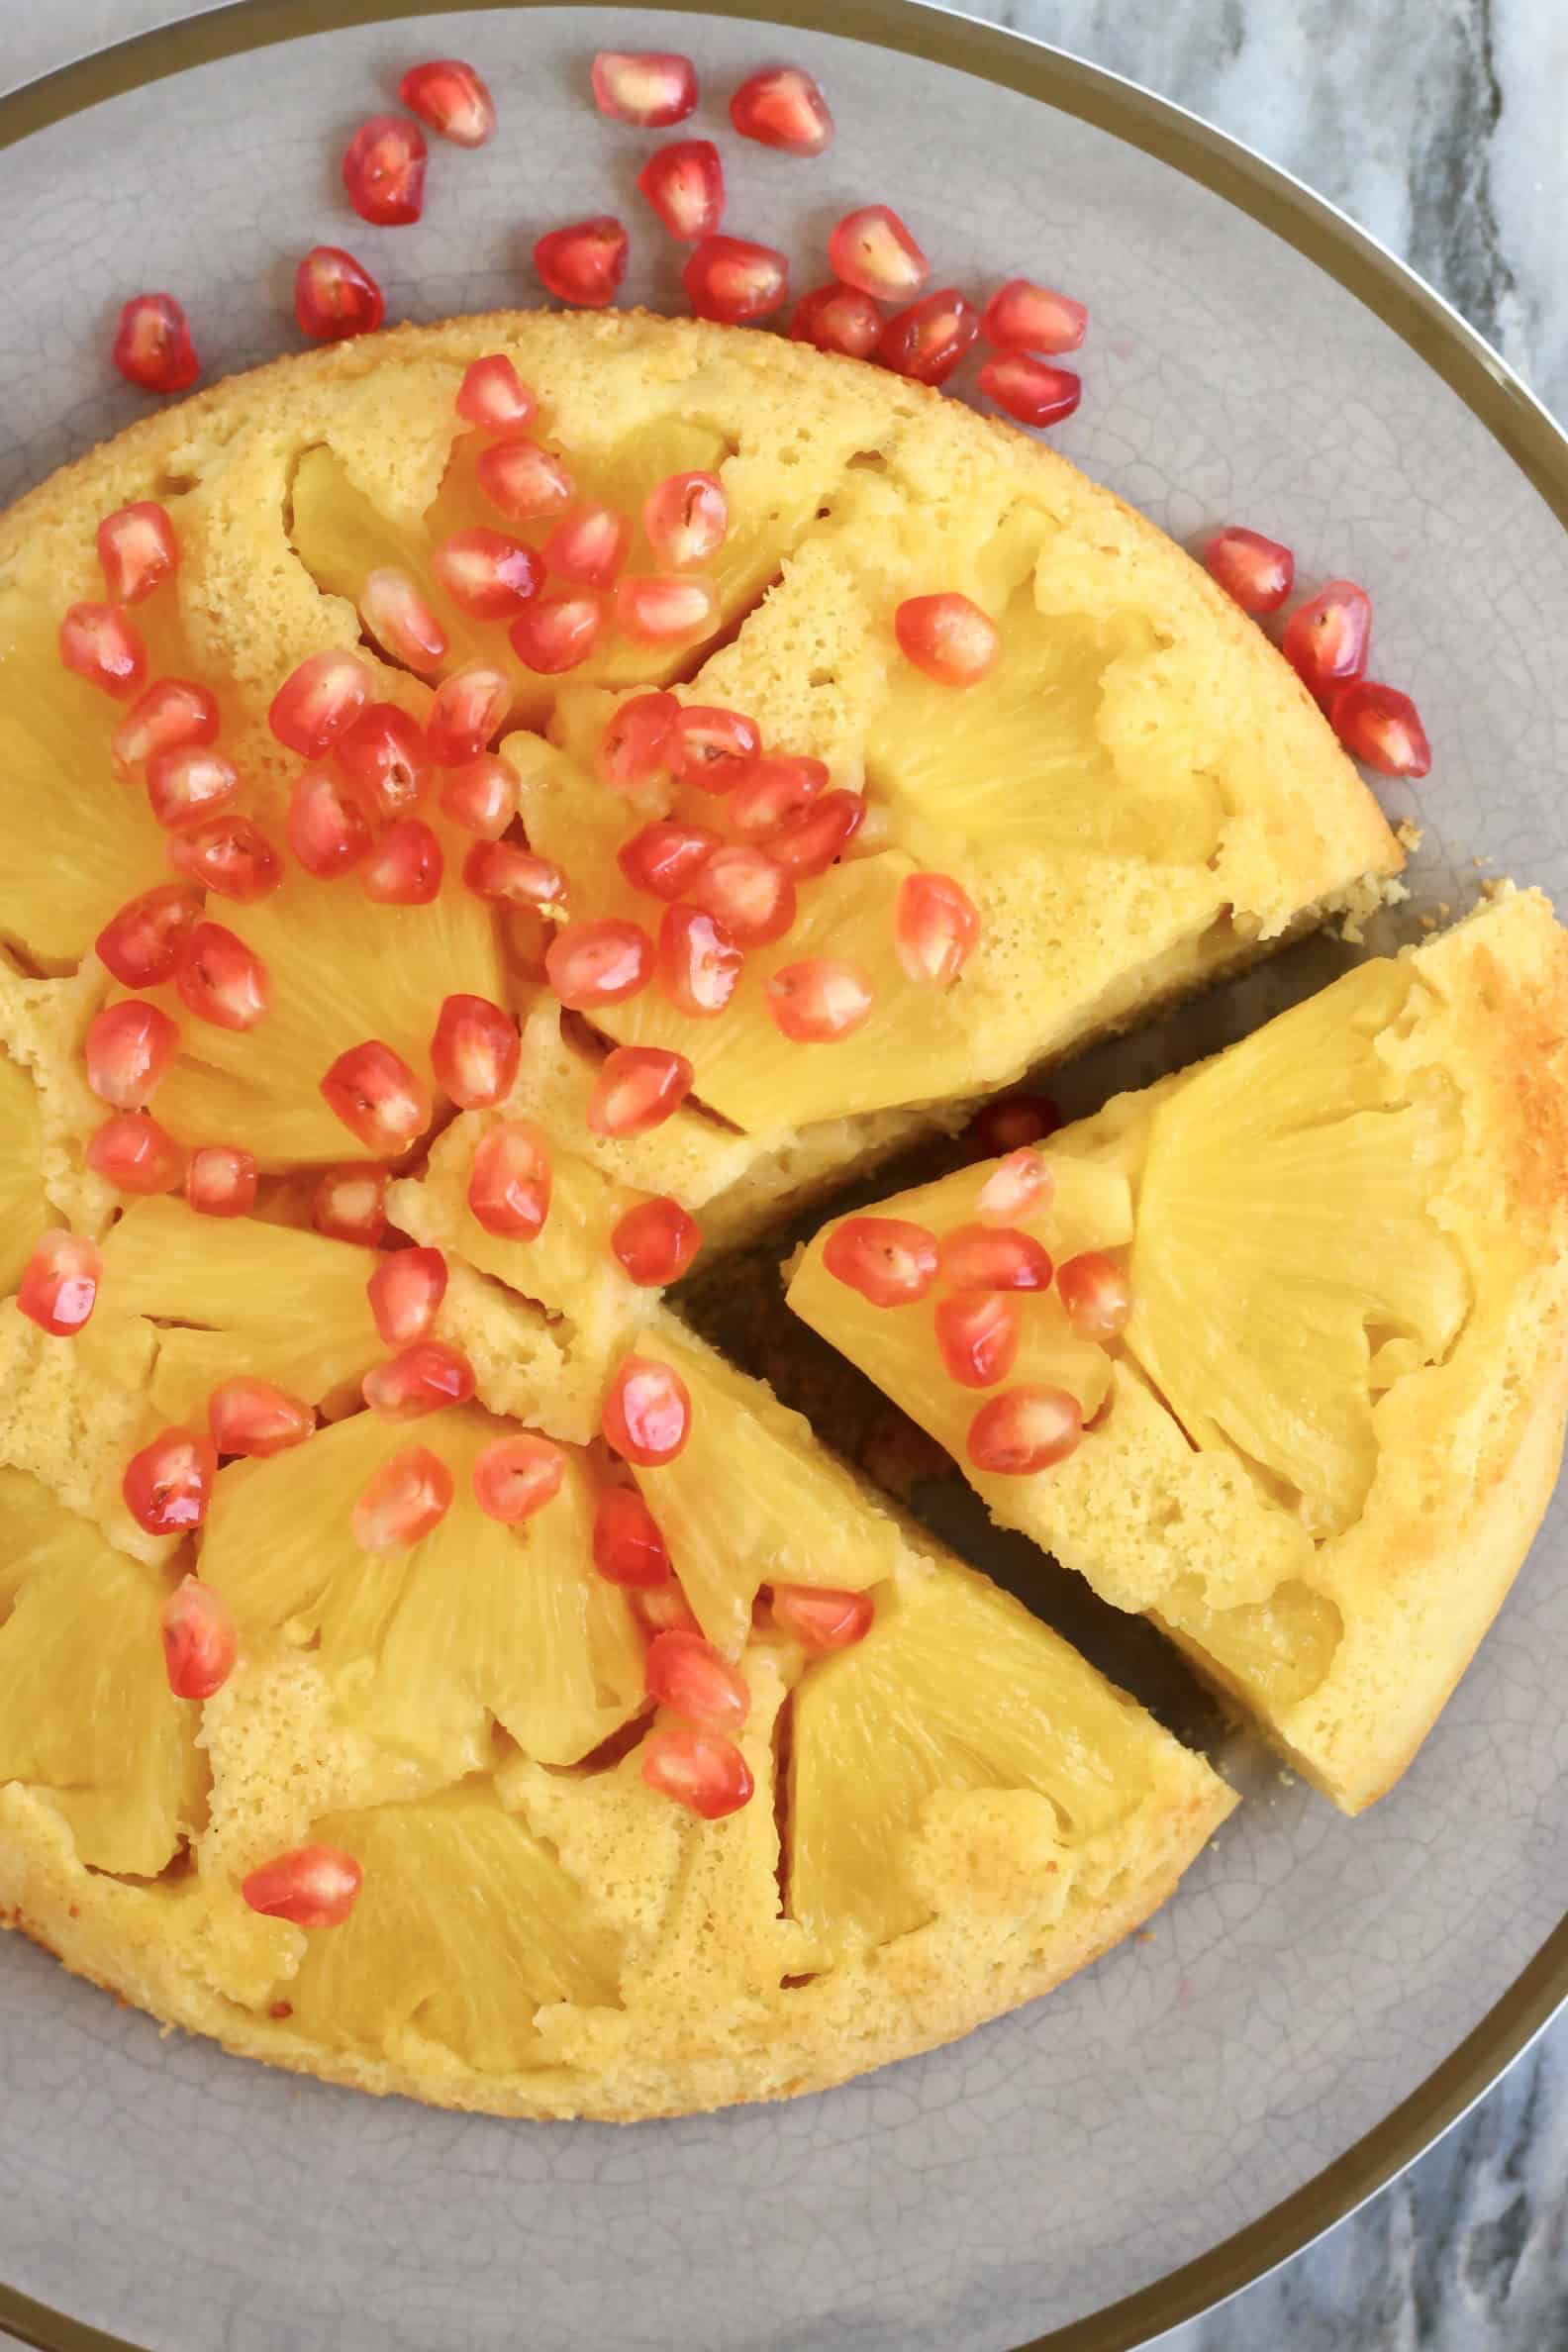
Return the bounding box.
[656,903,742,1017]
[1283,580,1372,699]
[432,993,520,1109]
[976,1146,1049,1225]
[771,1585,873,1653]
[765,957,873,1042]
[615,574,719,646]
[367,1246,448,1347]
[147,743,241,832]
[618,817,720,898]
[789,283,882,359]
[1329,680,1432,778]
[185,1145,257,1218]
[96,882,202,988]
[683,235,789,325]
[968,1094,1059,1155]
[510,590,607,673]
[726,755,828,840]
[592,1486,670,1587]
[934,1291,1022,1388]
[84,998,179,1108]
[645,1628,748,1731]
[940,1222,1053,1292]
[471,1432,566,1524]
[112,292,198,393]
[687,844,795,945]
[123,1425,216,1534]
[475,441,574,522]
[175,924,270,1030]
[86,1110,184,1194]
[158,1575,238,1700]
[640,1726,752,1817]
[321,1041,431,1153]
[822,1214,938,1307]
[426,664,511,764]
[269,649,370,757]
[434,528,544,618]
[17,1230,101,1336]
[586,1046,693,1137]
[335,702,432,816]
[455,353,536,434]
[636,1581,701,1635]
[111,677,219,778]
[610,1195,702,1286]
[399,58,496,147]
[979,355,1081,430]
[342,112,427,227]
[637,140,725,242]
[545,917,653,1009]
[597,691,679,788]
[642,472,728,571]
[895,593,1000,685]
[168,816,283,904]
[59,603,146,699]
[439,752,518,837]
[829,205,928,302]
[362,818,444,905]
[876,289,979,385]
[534,217,630,309]
[363,1338,476,1420]
[768,788,864,876]
[287,768,372,878]
[96,501,178,605]
[542,505,631,589]
[967,1386,1083,1474]
[313,1163,389,1245]
[461,839,566,907]
[895,870,981,985]
[359,567,447,674]
[1056,1250,1132,1341]
[467,1120,553,1239]
[980,278,1088,354]
[295,245,385,341]
[1202,527,1296,616]
[242,1845,362,1925]
[352,1445,453,1551]
[209,1376,314,1457]
[729,63,833,154]
[603,1354,691,1465]
[670,704,759,788]
[591,49,698,127]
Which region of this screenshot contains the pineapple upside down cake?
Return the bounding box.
[0,308,1559,2119]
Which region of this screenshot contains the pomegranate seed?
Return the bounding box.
[209,1376,314,1457]
[185,1145,257,1218]
[476,441,573,523]
[618,817,720,898]
[1284,579,1372,699]
[603,1355,691,1466]
[729,63,833,155]
[96,502,178,605]
[468,1120,552,1239]
[895,593,1000,686]
[1329,680,1432,778]
[642,472,728,572]
[431,993,520,1110]
[765,958,873,1042]
[598,693,679,789]
[439,752,518,837]
[771,1585,873,1652]
[610,1195,702,1286]
[980,279,1088,355]
[353,1445,454,1551]
[123,1425,216,1534]
[976,1147,1049,1225]
[969,1095,1060,1154]
[86,1110,184,1194]
[510,591,607,673]
[768,788,864,876]
[640,1726,752,1817]
[940,1223,1052,1292]
[822,1215,938,1307]
[615,575,719,646]
[321,1041,431,1153]
[159,1575,237,1700]
[683,236,789,325]
[455,353,536,435]
[687,844,795,945]
[96,882,202,988]
[980,354,1081,430]
[587,1046,693,1137]
[726,755,828,840]
[243,1845,362,1925]
[287,769,372,878]
[656,902,742,1016]
[174,924,269,1031]
[312,1163,389,1245]
[399,57,496,147]
[337,703,431,815]
[967,1386,1083,1474]
[112,293,198,394]
[367,1246,448,1347]
[59,603,146,699]
[472,1432,566,1523]
[591,50,698,128]
[111,678,219,778]
[147,744,240,831]
[342,113,427,226]
[17,1230,102,1336]
[363,1339,476,1420]
[645,1628,748,1731]
[545,918,653,1008]
[636,1580,701,1635]
[829,206,928,303]
[535,217,629,309]
[461,838,566,907]
[790,283,882,359]
[294,245,385,341]
[1057,1250,1132,1341]
[592,1486,670,1587]
[426,664,511,764]
[268,649,370,758]
[934,1291,1022,1388]
[637,140,725,243]
[1202,527,1296,617]
[542,505,631,589]
[359,567,446,674]
[169,816,284,904]
[84,999,179,1107]
[362,818,444,905]
[434,528,543,618]
[671,704,759,788]
[876,289,979,385]
[895,870,980,985]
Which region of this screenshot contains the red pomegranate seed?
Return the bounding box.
[1283,579,1372,699]
[976,1147,1049,1225]
[726,754,827,840]
[399,57,496,147]
[209,1376,314,1457]
[96,501,178,605]
[591,1486,670,1586]
[367,1246,448,1347]
[295,245,385,341]
[683,235,789,325]
[587,1046,694,1137]
[940,1223,1052,1291]
[894,593,1000,686]
[597,692,679,789]
[168,816,283,904]
[934,1291,1022,1388]
[603,1354,691,1465]
[969,1095,1060,1155]
[185,1145,257,1218]
[111,678,219,777]
[363,1339,476,1420]
[96,882,202,988]
[352,1445,454,1551]
[434,528,543,619]
[337,702,431,816]
[159,1575,237,1700]
[1056,1250,1132,1341]
[86,1110,184,1194]
[84,999,179,1108]
[610,1195,702,1286]
[640,1727,752,1817]
[112,293,198,394]
[645,1628,748,1731]
[542,505,631,589]
[822,1215,938,1307]
[426,664,511,764]
[175,923,269,1030]
[980,278,1088,354]
[618,818,720,898]
[637,140,725,242]
[729,63,833,155]
[535,217,629,309]
[475,441,573,523]
[472,1432,567,1523]
[642,472,728,571]
[361,817,443,905]
[17,1230,102,1336]
[360,567,447,674]
[687,844,795,945]
[321,1040,431,1153]
[312,1163,389,1245]
[790,283,882,359]
[1202,527,1296,616]
[671,704,759,788]
[876,289,979,385]
[656,903,742,1016]
[1329,680,1432,778]
[545,918,653,1008]
[980,354,1081,429]
[287,768,372,878]
[147,744,240,831]
[591,50,698,128]
[510,590,607,673]
[432,993,520,1109]
[615,575,719,646]
[967,1386,1083,1474]
[765,958,873,1042]
[268,649,370,757]
[895,870,980,985]
[829,206,928,303]
[243,1844,362,1925]
[123,1425,216,1533]
[59,603,146,699]
[768,788,864,876]
[467,1120,552,1239]
[342,113,427,226]
[456,353,536,435]
[439,752,518,837]
[635,1580,700,1635]
[462,839,566,907]
[771,1584,873,1652]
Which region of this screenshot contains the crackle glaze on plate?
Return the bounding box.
[0,8,1565,2351]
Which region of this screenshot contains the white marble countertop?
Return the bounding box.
[3,4,1565,2350]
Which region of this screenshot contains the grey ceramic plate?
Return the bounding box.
[1,6,1565,2350]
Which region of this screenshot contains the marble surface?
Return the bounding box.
[1,3,1564,2349]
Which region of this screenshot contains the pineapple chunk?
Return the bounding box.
[0,1046,49,1293]
[0,1299,167,1562]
